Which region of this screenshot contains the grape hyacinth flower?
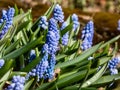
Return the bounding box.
[46,18,60,54]
[0,8,15,39]
[61,22,69,45]
[5,75,25,90]
[29,50,36,62]
[53,4,64,23]
[117,19,120,31]
[72,14,80,31]
[81,21,94,51]
[39,16,48,30]
[27,18,60,81]
[0,59,4,68]
[108,57,120,75]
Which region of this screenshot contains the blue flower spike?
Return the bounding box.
[39,16,48,30]
[72,14,80,31]
[108,57,120,75]
[27,18,60,81]
[5,75,25,90]
[81,20,94,51]
[0,8,15,39]
[53,4,64,23]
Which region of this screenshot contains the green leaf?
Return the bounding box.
[0,69,12,89]
[36,81,55,90]
[100,35,120,49]
[16,21,30,34]
[24,79,34,90]
[61,23,73,37]
[92,72,120,86]
[62,85,97,90]
[0,60,14,77]
[56,54,67,61]
[0,69,12,82]
[0,38,9,46]
[13,12,29,24]
[4,38,21,55]
[14,4,19,16]
[0,81,5,90]
[99,56,112,65]
[0,39,9,54]
[49,69,96,90]
[0,21,6,32]
[55,42,102,69]
[21,57,41,72]
[81,63,107,88]
[11,71,27,78]
[2,36,44,60]
[79,61,92,89]
[44,3,56,18]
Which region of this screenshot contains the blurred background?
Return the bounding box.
[1,0,120,45]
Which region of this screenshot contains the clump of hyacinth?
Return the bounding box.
[0,59,5,68]
[53,4,64,23]
[72,14,80,31]
[117,19,120,31]
[61,22,69,45]
[29,50,36,62]
[5,75,25,90]
[108,57,120,75]
[39,16,48,30]
[81,21,94,51]
[0,8,15,39]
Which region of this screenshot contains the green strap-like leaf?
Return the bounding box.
[92,73,120,86]
[0,69,12,82]
[100,35,120,49]
[62,85,97,90]
[44,3,56,18]
[61,23,73,37]
[21,57,41,72]
[55,42,102,69]
[99,56,112,65]
[13,12,29,24]
[0,60,14,77]
[2,36,44,60]
[4,38,21,55]
[81,63,107,88]
[24,79,34,90]
[49,69,96,90]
